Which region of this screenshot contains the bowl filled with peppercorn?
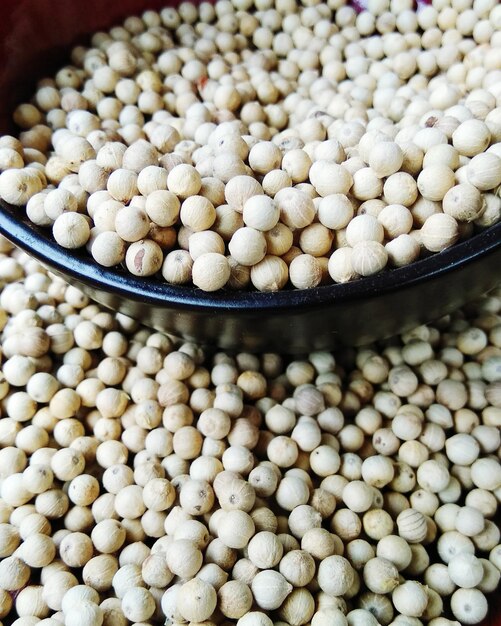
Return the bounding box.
[0,0,500,352]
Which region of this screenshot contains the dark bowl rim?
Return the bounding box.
[1,201,500,313]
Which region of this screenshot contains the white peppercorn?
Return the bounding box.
[251,569,293,610]
[392,581,429,617]
[218,510,255,549]
[450,588,488,624]
[318,555,356,596]
[192,252,230,291]
[218,580,253,619]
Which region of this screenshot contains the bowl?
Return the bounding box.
[0,0,500,354]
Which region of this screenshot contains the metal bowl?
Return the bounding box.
[0,0,500,353]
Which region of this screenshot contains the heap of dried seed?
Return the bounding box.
[0,232,499,625]
[0,0,500,291]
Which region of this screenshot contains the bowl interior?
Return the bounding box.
[0,0,500,352]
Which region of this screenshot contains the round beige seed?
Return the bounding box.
[192,253,230,291]
[125,240,163,277]
[229,228,267,267]
[442,183,485,222]
[421,213,459,252]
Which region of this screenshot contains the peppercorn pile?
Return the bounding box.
[0,0,500,291]
[0,233,499,626]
